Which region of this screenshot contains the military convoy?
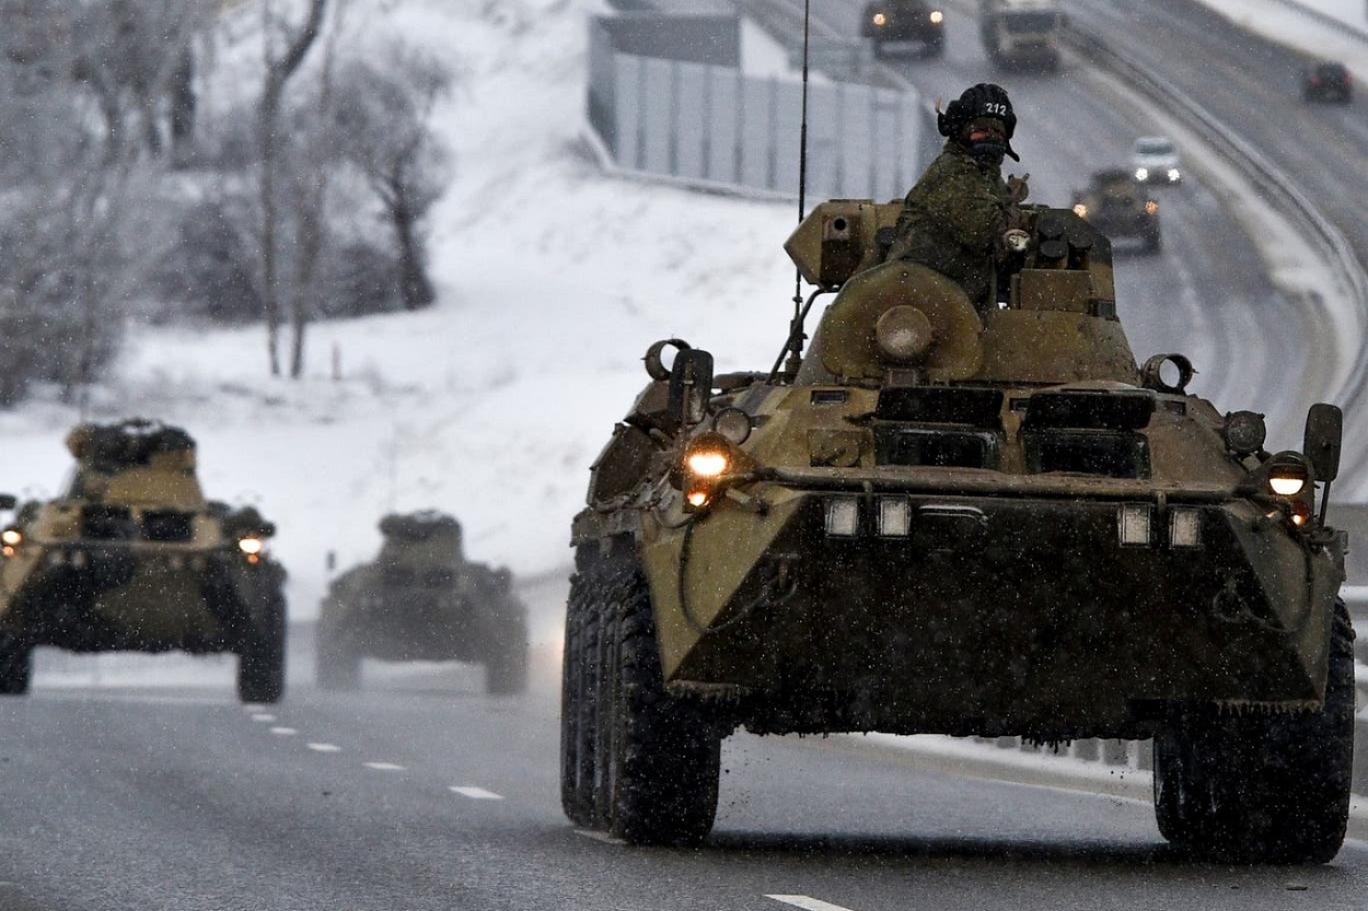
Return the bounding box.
[979,0,1063,70]
[316,511,528,694]
[562,200,1352,863]
[1072,169,1162,253]
[0,420,287,702]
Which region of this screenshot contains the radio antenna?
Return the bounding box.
[781,0,814,379]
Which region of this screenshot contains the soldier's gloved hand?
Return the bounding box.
[1007,173,1030,203]
[1002,228,1032,254]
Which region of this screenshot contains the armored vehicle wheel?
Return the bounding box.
[560,571,599,827]
[486,634,528,695]
[237,589,286,704]
[592,558,721,846]
[1144,230,1163,254]
[0,633,32,696]
[1153,599,1355,864]
[316,622,361,691]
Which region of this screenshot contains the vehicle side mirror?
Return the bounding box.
[1304,403,1342,483]
[0,495,15,510]
[667,348,715,430]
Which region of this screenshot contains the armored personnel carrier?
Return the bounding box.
[562,201,1352,862]
[0,420,286,702]
[316,512,528,694]
[1072,169,1162,254]
[862,0,946,58]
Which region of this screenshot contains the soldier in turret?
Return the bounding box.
[886,82,1030,311]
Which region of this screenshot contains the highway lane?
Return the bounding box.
[1067,0,1368,464]
[4,645,1368,911]
[804,0,1326,442]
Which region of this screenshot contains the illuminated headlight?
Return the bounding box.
[930,10,944,23]
[1118,504,1152,546]
[685,449,730,479]
[878,498,911,537]
[238,537,265,556]
[1166,168,1181,182]
[825,498,860,537]
[1,528,21,547]
[686,488,712,510]
[1269,474,1306,496]
[872,11,887,26]
[1072,203,1088,218]
[1144,200,1159,216]
[1170,508,1201,548]
[1134,167,1149,181]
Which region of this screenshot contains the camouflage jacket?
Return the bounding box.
[887,141,1014,307]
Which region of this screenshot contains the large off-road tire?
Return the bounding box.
[486,629,528,695]
[560,571,599,827]
[593,560,721,846]
[1153,599,1355,864]
[237,589,286,704]
[315,621,361,691]
[0,633,32,696]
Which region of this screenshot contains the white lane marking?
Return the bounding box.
[363,762,406,771]
[573,829,625,845]
[449,786,503,801]
[307,743,342,753]
[269,727,297,736]
[250,713,277,723]
[242,704,266,712]
[766,897,859,911]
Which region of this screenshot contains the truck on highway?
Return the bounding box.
[979,0,1063,71]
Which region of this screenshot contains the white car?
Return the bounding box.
[1130,136,1182,185]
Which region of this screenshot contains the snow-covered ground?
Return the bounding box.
[1,0,800,620]
[1196,0,1368,81]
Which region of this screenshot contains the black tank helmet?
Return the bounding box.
[937,83,1019,161]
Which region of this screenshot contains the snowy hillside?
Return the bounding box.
[0,0,801,618]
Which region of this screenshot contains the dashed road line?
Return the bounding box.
[363,762,406,772]
[573,829,625,845]
[449,786,503,800]
[249,713,277,723]
[307,743,342,753]
[766,896,859,911]
[269,727,297,736]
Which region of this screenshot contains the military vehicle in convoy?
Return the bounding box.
[316,512,528,694]
[861,0,946,58]
[0,420,286,702]
[979,0,1062,71]
[562,200,1352,864]
[1072,169,1162,254]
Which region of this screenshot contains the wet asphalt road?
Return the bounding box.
[2,646,1368,911]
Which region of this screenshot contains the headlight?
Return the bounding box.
[930,10,944,23]
[685,449,729,479]
[1222,410,1266,456]
[686,489,712,509]
[712,408,752,445]
[1265,453,1309,497]
[238,536,265,556]
[1144,200,1159,215]
[872,11,887,26]
[1134,167,1149,181]
[1072,203,1088,218]
[1167,168,1181,182]
[1,528,21,547]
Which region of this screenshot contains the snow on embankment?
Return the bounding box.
[0,0,799,620]
[1194,0,1368,81]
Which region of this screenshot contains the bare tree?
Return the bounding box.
[333,43,453,311]
[257,0,328,376]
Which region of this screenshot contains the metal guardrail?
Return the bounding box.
[1061,23,1368,482]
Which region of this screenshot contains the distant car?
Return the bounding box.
[862,0,946,57]
[1072,168,1162,254]
[1302,62,1351,103]
[1130,136,1182,186]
